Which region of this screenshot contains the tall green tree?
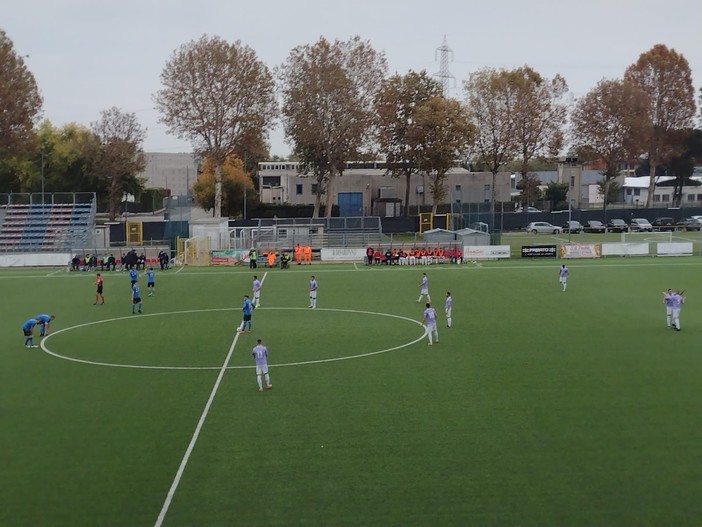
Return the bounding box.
[21,121,101,194]
[155,35,276,217]
[412,97,474,214]
[375,71,443,216]
[91,107,147,220]
[596,173,621,206]
[624,44,696,207]
[279,36,387,217]
[0,29,43,190]
[544,181,569,210]
[666,128,702,206]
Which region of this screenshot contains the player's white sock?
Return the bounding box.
[666,315,671,327]
[257,375,263,389]
[447,317,452,327]
[264,373,270,385]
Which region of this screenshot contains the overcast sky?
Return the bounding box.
[4,0,701,157]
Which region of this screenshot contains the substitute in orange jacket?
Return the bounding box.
[303,245,312,264]
[294,244,302,265]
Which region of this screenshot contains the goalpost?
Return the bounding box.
[176,236,211,266]
[619,231,673,256]
[621,231,673,243]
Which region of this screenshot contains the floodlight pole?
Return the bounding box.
[566,156,577,244]
[41,147,45,205]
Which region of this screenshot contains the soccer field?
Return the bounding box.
[2,259,702,526]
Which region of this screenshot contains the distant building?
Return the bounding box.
[620,176,702,207]
[257,161,511,216]
[139,153,199,197]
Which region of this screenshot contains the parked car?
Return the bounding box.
[677,217,702,231]
[583,220,606,233]
[630,218,653,232]
[516,206,542,213]
[526,222,561,234]
[606,219,629,233]
[652,217,675,231]
[562,220,583,233]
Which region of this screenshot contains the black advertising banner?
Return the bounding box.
[521,245,557,258]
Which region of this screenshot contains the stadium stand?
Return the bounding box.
[0,198,96,252]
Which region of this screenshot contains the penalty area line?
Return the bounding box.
[154,331,241,527]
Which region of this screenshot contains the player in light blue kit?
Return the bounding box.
[238,295,254,333]
[131,280,142,314]
[422,302,439,345]
[146,267,156,296]
[35,314,56,337]
[128,266,138,287]
[559,264,569,292]
[22,318,41,348]
[252,338,272,392]
[417,272,431,303]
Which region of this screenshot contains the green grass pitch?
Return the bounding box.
[2,258,702,526]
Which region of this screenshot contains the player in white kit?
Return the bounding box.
[559,264,569,292]
[445,291,452,328]
[252,275,262,307]
[417,272,431,303]
[670,290,685,331]
[252,339,272,392]
[422,302,439,345]
[308,275,318,308]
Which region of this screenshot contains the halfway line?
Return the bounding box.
[154,331,240,526]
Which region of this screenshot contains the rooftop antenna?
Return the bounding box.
[434,35,455,97]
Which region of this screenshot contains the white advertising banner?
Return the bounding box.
[559,244,601,259]
[657,242,693,256]
[320,248,366,262]
[463,245,511,260]
[0,252,72,267]
[601,243,649,256]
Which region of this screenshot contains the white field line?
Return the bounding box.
[154,331,241,527]
[353,262,358,270]
[46,268,63,276]
[175,265,185,274]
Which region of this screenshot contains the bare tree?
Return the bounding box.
[375,71,443,216]
[508,67,569,206]
[154,35,276,217]
[464,68,520,224]
[279,36,387,217]
[91,107,147,221]
[0,30,42,159]
[571,78,648,209]
[412,97,474,214]
[624,44,696,207]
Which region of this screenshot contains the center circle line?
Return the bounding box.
[40,307,426,370]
